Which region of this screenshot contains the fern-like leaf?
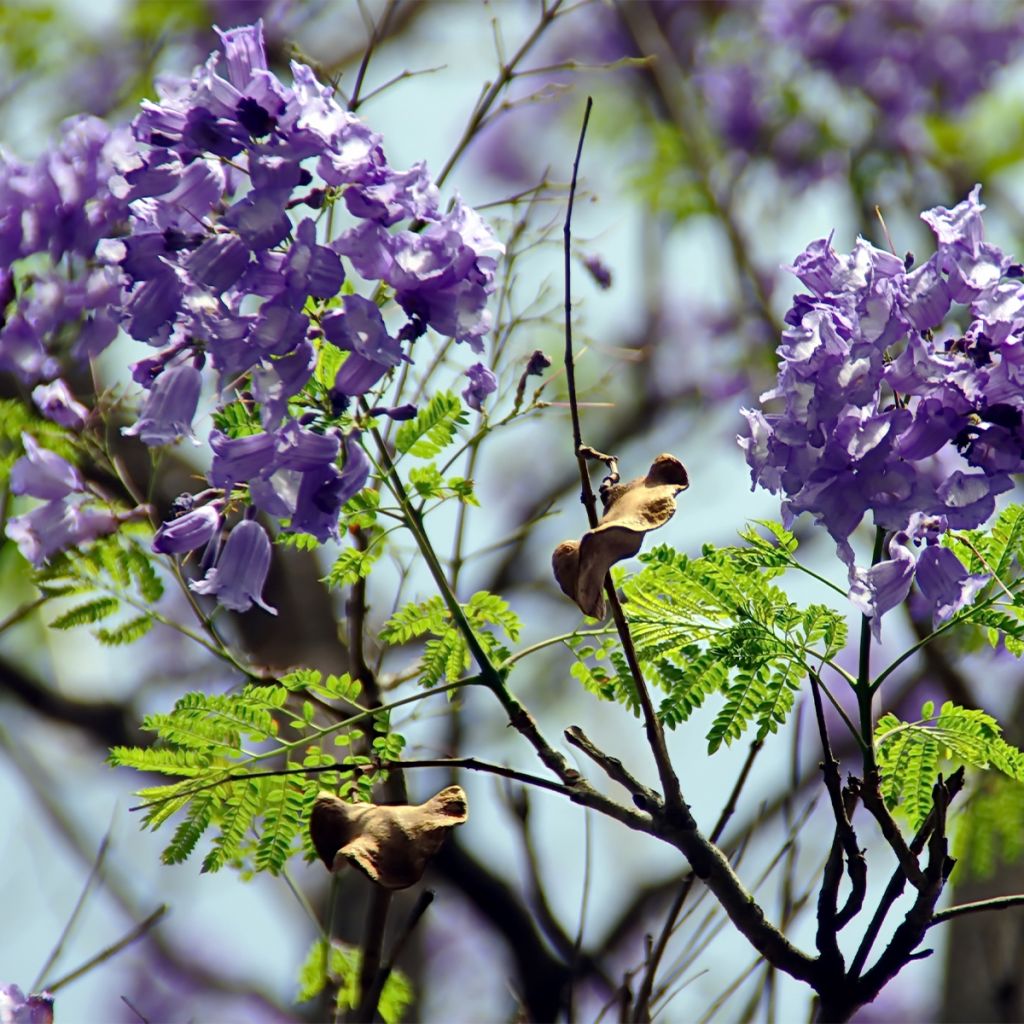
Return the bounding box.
[49,596,120,629]
[394,391,467,458]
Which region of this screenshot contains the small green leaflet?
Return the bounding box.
[875,700,1024,829]
[394,391,468,458]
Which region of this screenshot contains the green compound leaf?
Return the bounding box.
[49,596,120,629]
[613,524,840,749]
[876,701,1024,829]
[394,391,468,458]
[94,615,153,646]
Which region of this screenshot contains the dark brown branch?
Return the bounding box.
[809,672,866,932]
[631,739,764,1021]
[353,886,393,1023]
[564,725,662,811]
[929,893,1024,927]
[849,767,965,978]
[857,777,927,891]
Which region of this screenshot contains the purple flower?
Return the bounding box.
[31,380,89,431]
[848,532,916,639]
[289,432,369,542]
[6,500,119,566]
[9,436,83,500]
[190,518,276,614]
[123,363,202,446]
[915,544,989,624]
[152,504,222,555]
[210,430,277,490]
[324,295,404,399]
[279,218,344,302]
[741,186,1024,630]
[0,982,53,1024]
[462,362,497,412]
[274,420,340,471]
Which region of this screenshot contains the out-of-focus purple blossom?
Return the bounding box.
[6,499,120,566]
[190,518,276,614]
[462,363,497,412]
[0,116,129,266]
[123,363,202,446]
[152,504,222,555]
[0,115,129,381]
[31,380,89,430]
[9,435,83,500]
[0,982,53,1024]
[740,186,1020,631]
[581,254,612,290]
[769,0,1024,126]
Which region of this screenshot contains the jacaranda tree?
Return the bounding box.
[5,3,1024,1022]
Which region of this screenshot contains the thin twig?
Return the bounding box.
[562,96,685,819]
[435,0,565,187]
[348,0,398,111]
[45,906,168,993]
[33,816,115,990]
[929,893,1024,927]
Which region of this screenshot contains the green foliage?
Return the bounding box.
[110,676,389,874]
[614,526,844,750]
[341,489,381,530]
[945,504,1024,654]
[33,534,163,646]
[394,391,468,458]
[314,339,346,391]
[380,590,520,687]
[212,399,262,439]
[953,774,1024,879]
[297,938,413,1023]
[627,120,712,222]
[875,701,1024,829]
[407,464,479,506]
[566,633,640,715]
[325,533,385,588]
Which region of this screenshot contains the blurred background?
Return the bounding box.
[4,0,1024,1020]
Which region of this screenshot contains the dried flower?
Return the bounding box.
[553,454,688,618]
[309,785,468,889]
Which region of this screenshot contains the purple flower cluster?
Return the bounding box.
[0,115,129,381]
[770,0,1024,127]
[115,19,500,433]
[2,21,504,610]
[95,21,503,613]
[741,186,1021,632]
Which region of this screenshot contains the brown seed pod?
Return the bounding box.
[309,785,468,890]
[552,454,688,618]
